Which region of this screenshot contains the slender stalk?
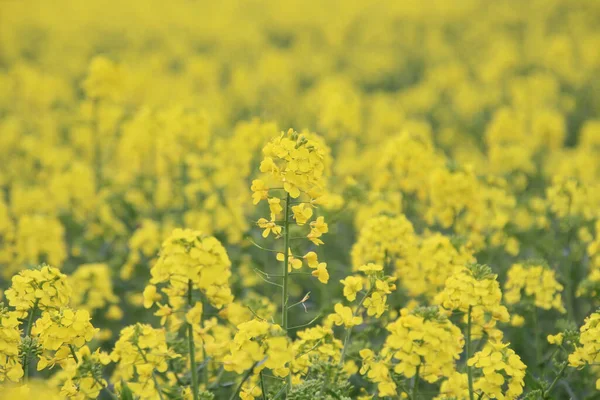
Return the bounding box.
[188,279,200,400]
[24,302,38,337]
[412,366,420,400]
[281,193,291,330]
[466,306,474,400]
[339,287,372,366]
[22,300,39,382]
[543,363,568,399]
[260,370,268,400]
[134,343,165,400]
[339,328,353,367]
[281,193,292,393]
[229,363,257,400]
[200,293,209,389]
[532,308,541,367]
[69,345,80,363]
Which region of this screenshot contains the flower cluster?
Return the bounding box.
[351,214,416,270]
[569,312,600,377]
[257,129,328,201]
[56,346,112,399]
[224,319,292,378]
[0,304,23,382]
[385,307,463,383]
[291,325,343,379]
[3,0,600,398]
[147,228,233,311]
[110,324,178,399]
[396,233,475,300]
[32,308,97,351]
[504,262,565,313]
[436,264,510,336]
[468,340,527,399]
[5,265,72,317]
[359,348,396,397]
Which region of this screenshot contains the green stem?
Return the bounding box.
[134,343,165,400]
[281,193,292,393]
[339,328,353,367]
[22,300,39,382]
[532,308,541,367]
[260,370,268,400]
[188,280,200,400]
[69,345,80,363]
[412,366,420,400]
[543,363,568,399]
[200,293,209,389]
[339,286,372,366]
[467,306,474,400]
[229,363,257,400]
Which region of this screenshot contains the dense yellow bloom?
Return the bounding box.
[351,214,416,269]
[468,340,526,399]
[5,265,72,318]
[546,176,599,220]
[436,372,469,399]
[1,0,600,397]
[504,262,565,312]
[149,228,233,309]
[436,264,509,322]
[111,324,178,399]
[396,233,475,300]
[0,304,23,382]
[385,307,463,383]
[224,319,292,378]
[259,129,327,200]
[32,308,97,351]
[569,312,600,372]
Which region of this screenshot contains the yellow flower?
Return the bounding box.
[276,249,303,271]
[292,203,313,226]
[303,251,319,269]
[358,263,384,274]
[330,303,362,328]
[268,197,283,218]
[257,218,282,238]
[363,292,387,318]
[547,333,564,345]
[311,262,330,284]
[142,285,161,309]
[251,179,269,204]
[340,276,363,302]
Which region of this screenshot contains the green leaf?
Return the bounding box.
[120,381,135,400]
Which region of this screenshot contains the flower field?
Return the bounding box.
[1,0,600,398]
